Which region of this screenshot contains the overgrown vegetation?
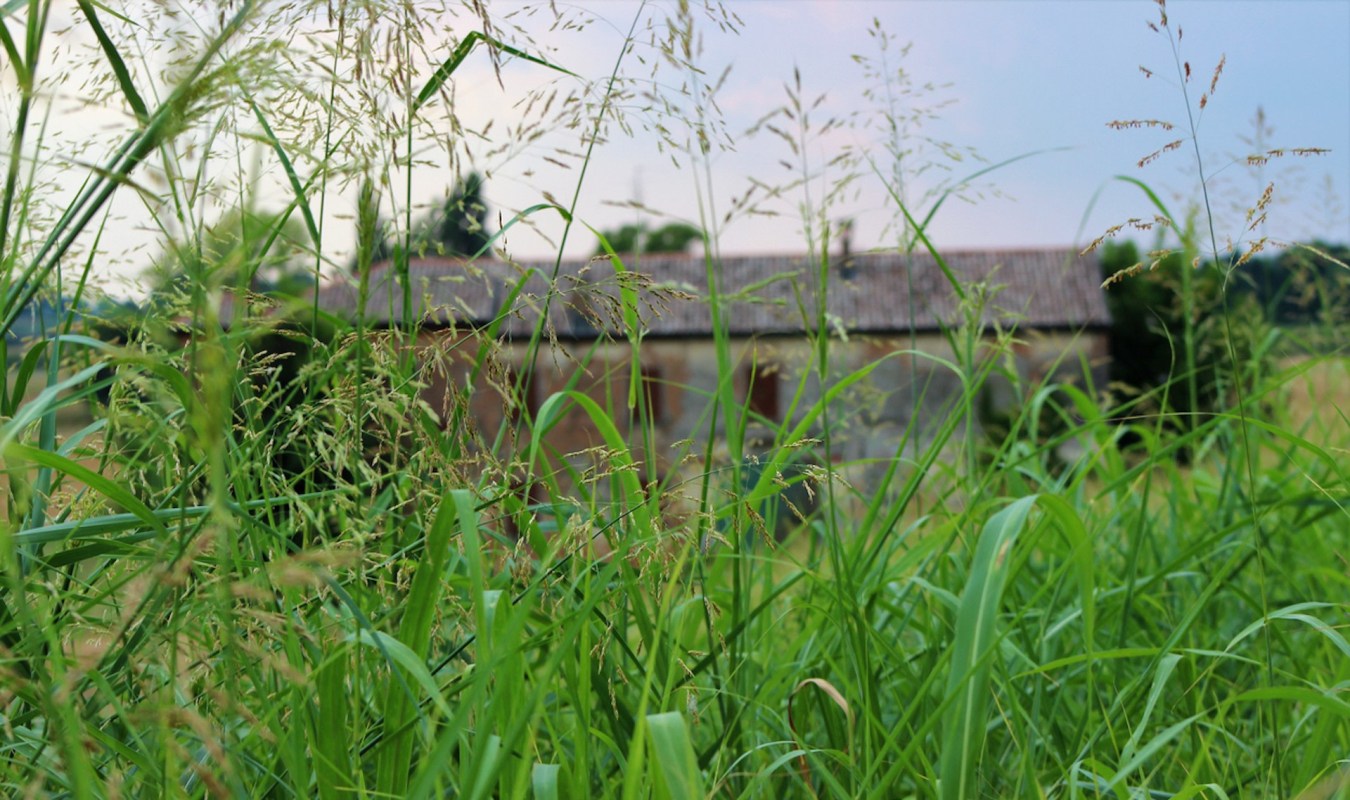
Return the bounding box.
[0,2,1345,799]
[362,171,493,265]
[592,221,704,256]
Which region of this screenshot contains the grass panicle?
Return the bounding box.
[0,1,1343,798]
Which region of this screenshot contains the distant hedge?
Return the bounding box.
[1095,239,1347,436]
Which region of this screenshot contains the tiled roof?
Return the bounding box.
[315,247,1110,338]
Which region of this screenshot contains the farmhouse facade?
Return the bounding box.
[317,248,1110,498]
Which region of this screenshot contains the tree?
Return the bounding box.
[1237,241,1349,326]
[433,171,490,257]
[593,221,702,256]
[1098,238,1270,452]
[363,172,492,266]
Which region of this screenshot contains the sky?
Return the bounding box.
[9,0,1350,294]
[459,0,1350,260]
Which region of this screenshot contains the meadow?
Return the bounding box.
[0,1,1346,798]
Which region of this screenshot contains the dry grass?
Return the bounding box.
[1281,355,1350,441]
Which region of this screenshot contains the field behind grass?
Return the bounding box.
[2,2,1347,798]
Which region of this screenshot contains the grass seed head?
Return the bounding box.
[1138,138,1184,168]
[1209,54,1226,95]
[1108,119,1174,131]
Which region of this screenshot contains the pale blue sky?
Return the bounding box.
[456,0,1350,261]
[14,0,1348,292]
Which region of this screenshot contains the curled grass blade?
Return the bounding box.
[1105,715,1200,796]
[349,629,452,719]
[532,764,561,800]
[0,362,105,452]
[1225,603,1350,660]
[787,678,854,789]
[646,711,705,800]
[530,390,652,538]
[940,494,1038,800]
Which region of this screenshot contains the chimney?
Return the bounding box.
[837,219,855,280]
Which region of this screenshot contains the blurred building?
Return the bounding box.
[316,247,1111,521]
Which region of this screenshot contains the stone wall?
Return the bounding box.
[413,327,1108,507]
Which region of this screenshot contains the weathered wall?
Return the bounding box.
[413,327,1107,505]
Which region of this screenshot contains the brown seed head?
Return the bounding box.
[1082,221,1129,255]
[1246,181,1275,231]
[1101,261,1146,288]
[1108,119,1174,131]
[1209,55,1226,95]
[1253,181,1275,214]
[1138,138,1184,168]
[1249,147,1331,167]
[1236,237,1269,267]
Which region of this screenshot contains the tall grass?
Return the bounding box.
[1,1,1346,798]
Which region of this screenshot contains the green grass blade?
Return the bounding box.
[532,764,561,800]
[530,390,652,538]
[647,711,704,800]
[349,629,452,718]
[940,494,1038,800]
[13,492,334,550]
[412,31,576,117]
[243,94,320,249]
[914,147,1072,244]
[4,337,50,416]
[5,442,166,538]
[0,4,27,84]
[312,641,356,800]
[374,489,464,796]
[1118,653,1180,767]
[1111,175,1189,249]
[1227,686,1350,717]
[73,0,147,122]
[868,156,966,302]
[1104,715,1200,795]
[0,362,105,452]
[1225,603,1350,659]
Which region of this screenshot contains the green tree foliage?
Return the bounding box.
[435,171,490,257]
[1233,242,1349,327]
[593,221,702,256]
[1099,239,1270,436]
[1099,240,1179,398]
[368,172,491,264]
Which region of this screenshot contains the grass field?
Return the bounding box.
[1,1,1347,798]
